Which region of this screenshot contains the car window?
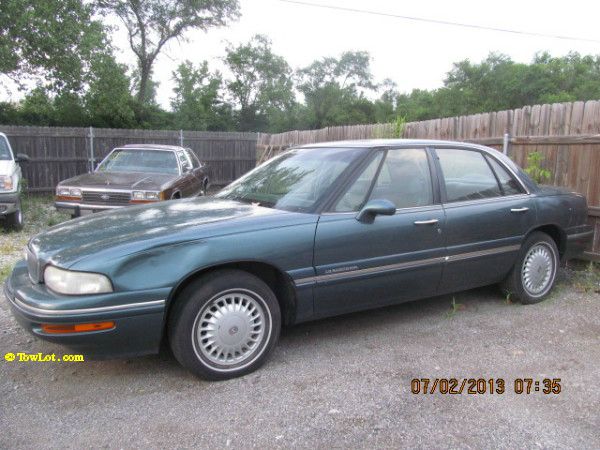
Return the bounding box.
[368,148,433,209]
[485,155,524,196]
[216,147,364,212]
[177,150,192,172]
[186,149,201,169]
[437,148,502,202]
[333,152,384,212]
[97,149,179,174]
[0,136,11,160]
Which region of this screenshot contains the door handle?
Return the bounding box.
[414,219,439,225]
[510,207,529,213]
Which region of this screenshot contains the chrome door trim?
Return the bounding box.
[294,244,521,286]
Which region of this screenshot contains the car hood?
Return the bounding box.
[29,197,315,268]
[0,160,15,176]
[59,171,177,190]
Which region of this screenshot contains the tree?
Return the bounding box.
[297,51,376,128]
[0,0,106,92]
[171,61,233,130]
[96,0,240,105]
[84,53,136,128]
[224,35,295,131]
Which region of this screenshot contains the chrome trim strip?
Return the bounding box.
[54,201,124,210]
[294,244,521,286]
[8,296,166,317]
[446,244,521,262]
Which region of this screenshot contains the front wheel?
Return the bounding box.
[3,201,23,231]
[501,231,559,304]
[168,269,281,380]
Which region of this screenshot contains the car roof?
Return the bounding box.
[294,138,495,150]
[119,144,185,151]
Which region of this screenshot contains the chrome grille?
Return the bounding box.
[81,191,131,206]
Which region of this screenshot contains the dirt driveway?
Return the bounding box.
[1,263,599,449]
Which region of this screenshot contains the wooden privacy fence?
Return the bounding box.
[0,125,258,190]
[258,100,600,260]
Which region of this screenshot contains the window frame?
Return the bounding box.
[432,146,528,205]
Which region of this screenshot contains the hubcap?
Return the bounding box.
[193,291,267,367]
[521,243,555,296]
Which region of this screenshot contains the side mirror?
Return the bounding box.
[15,153,30,163]
[356,199,396,223]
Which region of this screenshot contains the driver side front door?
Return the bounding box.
[313,148,446,317]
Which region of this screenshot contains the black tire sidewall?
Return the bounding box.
[168,269,281,380]
[509,232,559,304]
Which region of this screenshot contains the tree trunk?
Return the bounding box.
[136,60,151,105]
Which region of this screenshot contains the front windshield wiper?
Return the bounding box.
[227,195,275,208]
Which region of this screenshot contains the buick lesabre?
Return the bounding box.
[5,140,593,380]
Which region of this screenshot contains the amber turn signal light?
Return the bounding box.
[41,321,115,334]
[55,195,82,201]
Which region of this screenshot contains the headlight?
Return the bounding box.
[56,187,82,199]
[131,190,161,202]
[0,175,13,191]
[44,265,113,295]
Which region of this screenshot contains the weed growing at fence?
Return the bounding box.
[524,151,552,184]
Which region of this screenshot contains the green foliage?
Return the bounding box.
[446,296,465,318]
[524,151,552,184]
[84,53,136,128]
[96,0,241,105]
[224,35,295,131]
[296,51,376,129]
[0,0,107,92]
[171,61,233,131]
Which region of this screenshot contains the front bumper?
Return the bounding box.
[4,261,169,359]
[0,191,19,216]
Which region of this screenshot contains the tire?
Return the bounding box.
[4,201,23,231]
[168,269,281,380]
[501,231,559,304]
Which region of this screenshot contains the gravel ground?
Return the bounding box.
[1,197,599,449]
[1,269,599,449]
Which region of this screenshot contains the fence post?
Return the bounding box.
[179,129,184,147]
[502,132,510,156]
[89,126,95,172]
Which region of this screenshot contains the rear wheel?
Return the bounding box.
[501,232,559,304]
[168,269,281,380]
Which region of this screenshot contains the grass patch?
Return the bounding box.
[446,296,465,318]
[570,261,600,294]
[0,263,13,283]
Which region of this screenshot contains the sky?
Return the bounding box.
[5,0,600,108]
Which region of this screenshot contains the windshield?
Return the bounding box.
[0,137,12,161]
[97,149,179,174]
[216,147,364,211]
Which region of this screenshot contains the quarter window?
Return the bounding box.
[437,149,502,202]
[485,155,524,196]
[177,150,192,172]
[186,149,201,169]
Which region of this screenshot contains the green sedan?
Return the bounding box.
[5,140,593,380]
